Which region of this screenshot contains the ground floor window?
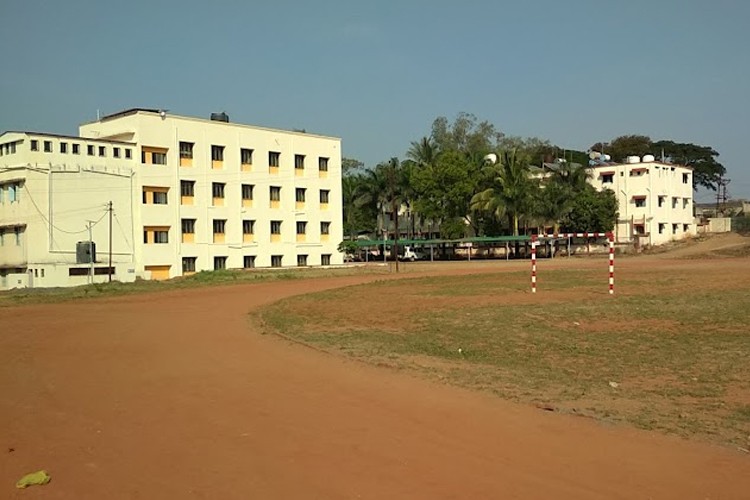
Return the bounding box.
[271,255,283,268]
[243,256,255,269]
[214,256,227,270]
[321,254,331,266]
[182,257,197,273]
[297,254,308,267]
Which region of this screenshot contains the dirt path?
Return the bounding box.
[1,263,748,499]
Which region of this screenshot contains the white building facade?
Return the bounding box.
[589,158,696,246]
[0,109,343,289]
[0,132,138,289]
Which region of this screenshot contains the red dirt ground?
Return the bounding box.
[1,260,749,499]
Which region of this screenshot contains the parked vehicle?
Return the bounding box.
[398,246,425,261]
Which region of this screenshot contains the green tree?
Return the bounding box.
[430,113,503,156]
[412,150,479,237]
[470,150,536,236]
[651,140,726,191]
[341,174,376,238]
[591,135,653,162]
[342,157,365,176]
[560,185,618,233]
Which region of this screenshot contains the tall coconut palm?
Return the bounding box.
[406,136,439,168]
[471,149,535,236]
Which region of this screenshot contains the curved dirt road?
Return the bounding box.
[1,264,748,499]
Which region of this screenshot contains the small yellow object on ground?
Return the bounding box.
[15,470,51,489]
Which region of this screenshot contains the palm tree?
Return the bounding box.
[342,174,372,239]
[549,161,591,193]
[471,150,535,236]
[406,136,439,167]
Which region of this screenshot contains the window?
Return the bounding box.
[243,255,256,269]
[87,145,95,156]
[659,223,666,234]
[153,191,168,204]
[634,197,646,208]
[58,142,67,153]
[143,227,169,244]
[182,257,197,273]
[113,147,120,158]
[242,184,254,200]
[181,219,195,234]
[683,198,690,209]
[14,227,22,246]
[243,220,255,235]
[30,140,38,151]
[241,148,253,164]
[142,147,168,165]
[214,256,227,270]
[181,219,196,243]
[321,254,331,266]
[271,255,283,268]
[658,196,665,208]
[297,255,308,267]
[143,187,169,205]
[634,225,645,235]
[269,151,280,167]
[72,144,80,155]
[180,142,194,159]
[672,224,679,234]
[180,180,195,197]
[296,221,307,235]
[602,174,614,183]
[321,221,330,235]
[154,230,169,243]
[152,152,167,164]
[213,219,226,243]
[319,157,329,171]
[683,224,690,232]
[125,148,132,159]
[212,182,225,199]
[320,189,330,204]
[295,188,306,203]
[98,146,106,157]
[683,173,689,184]
[0,229,4,246]
[270,186,281,201]
[672,197,679,209]
[44,140,52,152]
[295,154,305,170]
[211,145,224,161]
[270,220,282,234]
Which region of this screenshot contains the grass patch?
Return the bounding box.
[257,262,750,447]
[0,266,388,307]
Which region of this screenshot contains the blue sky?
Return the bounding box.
[1,0,748,201]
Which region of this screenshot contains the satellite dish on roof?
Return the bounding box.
[589,151,601,160]
[483,153,498,164]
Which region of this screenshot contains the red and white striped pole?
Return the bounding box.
[608,232,615,295]
[531,235,537,293]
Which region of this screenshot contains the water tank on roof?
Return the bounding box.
[210,112,229,122]
[626,155,641,164]
[642,154,655,162]
[76,241,96,264]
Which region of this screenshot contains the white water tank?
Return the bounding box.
[626,155,641,164]
[642,154,655,162]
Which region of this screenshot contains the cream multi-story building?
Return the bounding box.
[0,131,138,289]
[588,157,696,245]
[0,108,343,289]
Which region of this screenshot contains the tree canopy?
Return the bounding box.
[341,115,724,242]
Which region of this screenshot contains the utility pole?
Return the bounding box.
[108,201,113,282]
[86,220,94,284]
[388,159,399,273]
